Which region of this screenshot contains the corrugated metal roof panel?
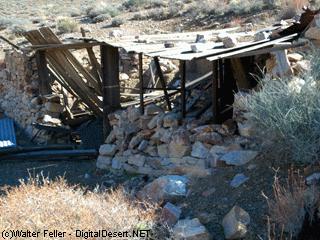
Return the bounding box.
[0,118,16,148]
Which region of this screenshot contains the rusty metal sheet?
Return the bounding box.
[0,118,17,148]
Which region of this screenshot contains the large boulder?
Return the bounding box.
[173,218,211,240]
[137,175,189,203]
[222,206,250,239]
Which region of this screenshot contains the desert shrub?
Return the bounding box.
[123,0,167,10]
[0,17,11,30]
[0,176,169,240]
[93,13,111,23]
[86,4,120,18]
[57,17,79,33]
[186,0,266,18]
[264,170,320,238]
[242,52,320,164]
[111,18,125,27]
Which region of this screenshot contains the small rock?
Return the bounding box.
[128,154,146,167]
[294,60,311,73]
[230,173,249,188]
[137,175,189,203]
[173,218,211,240]
[305,26,320,40]
[129,135,143,149]
[42,115,61,125]
[195,132,223,145]
[105,130,116,144]
[222,35,238,48]
[145,103,164,116]
[127,106,140,122]
[254,31,270,41]
[144,146,158,156]
[288,53,303,62]
[120,73,130,81]
[237,122,255,137]
[222,206,250,239]
[169,144,191,158]
[306,172,320,185]
[99,144,117,157]
[111,157,123,169]
[161,202,182,226]
[148,113,164,129]
[220,150,258,166]
[96,155,112,169]
[138,140,149,151]
[191,142,210,159]
[163,113,180,128]
[109,29,123,38]
[158,144,169,158]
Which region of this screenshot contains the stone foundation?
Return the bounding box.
[96,103,258,177]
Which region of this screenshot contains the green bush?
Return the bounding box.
[86,4,120,18]
[57,17,79,33]
[242,52,320,164]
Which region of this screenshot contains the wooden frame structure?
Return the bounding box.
[25,26,308,139]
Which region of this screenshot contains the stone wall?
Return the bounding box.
[96,103,258,177]
[0,49,67,144]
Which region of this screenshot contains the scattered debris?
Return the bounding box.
[230,173,249,188]
[137,175,189,203]
[173,218,211,240]
[222,206,250,239]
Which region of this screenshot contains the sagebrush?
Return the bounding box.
[242,51,320,164]
[0,176,170,240]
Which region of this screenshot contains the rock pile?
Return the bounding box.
[96,102,258,176]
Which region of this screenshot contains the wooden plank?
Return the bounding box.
[24,30,103,116]
[139,53,144,115]
[0,35,20,49]
[212,59,221,123]
[35,50,51,95]
[153,57,172,111]
[180,60,186,117]
[230,58,250,90]
[80,28,103,89]
[227,41,307,59]
[101,45,121,137]
[271,50,293,77]
[30,42,104,50]
[39,28,102,95]
[206,34,298,61]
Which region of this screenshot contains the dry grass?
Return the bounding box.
[0,176,168,240]
[264,170,320,239]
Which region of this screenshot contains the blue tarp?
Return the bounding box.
[0,118,16,148]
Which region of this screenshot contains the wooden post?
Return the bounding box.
[180,60,186,117]
[35,50,51,95]
[101,45,121,137]
[212,60,219,124]
[153,57,172,111]
[139,53,144,115]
